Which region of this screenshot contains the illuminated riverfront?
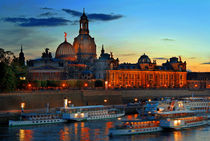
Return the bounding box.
[0,1,210,141]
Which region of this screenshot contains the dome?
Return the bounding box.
[55,41,76,61]
[73,34,96,59]
[138,54,151,64]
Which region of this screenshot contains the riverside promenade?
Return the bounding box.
[0,89,209,111]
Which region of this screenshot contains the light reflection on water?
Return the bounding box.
[0,115,209,141]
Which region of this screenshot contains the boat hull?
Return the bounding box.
[9,119,67,127]
[160,120,208,130]
[109,127,162,136]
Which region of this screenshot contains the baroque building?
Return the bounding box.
[95,45,119,79]
[26,9,190,89]
[27,10,96,81]
[106,54,187,89]
[27,48,67,80]
[73,9,97,62]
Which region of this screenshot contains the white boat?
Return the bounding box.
[158,107,208,130]
[109,119,162,136]
[60,105,125,121]
[181,97,210,117]
[9,113,67,127]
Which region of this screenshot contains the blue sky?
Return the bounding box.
[0,0,209,71]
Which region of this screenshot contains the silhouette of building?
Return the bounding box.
[19,45,25,66]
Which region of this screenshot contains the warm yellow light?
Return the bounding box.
[68,100,71,104]
[84,83,88,87]
[148,99,151,102]
[27,83,32,87]
[62,83,66,87]
[19,76,26,80]
[81,113,84,118]
[74,113,78,118]
[64,98,68,108]
[117,117,121,120]
[21,102,25,109]
[104,99,108,103]
[134,98,138,102]
[194,84,198,87]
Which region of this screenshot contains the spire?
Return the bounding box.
[110,52,113,58]
[21,45,23,52]
[79,9,89,34]
[19,45,25,66]
[83,8,85,14]
[101,44,105,54]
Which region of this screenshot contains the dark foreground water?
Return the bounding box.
[0,115,209,141]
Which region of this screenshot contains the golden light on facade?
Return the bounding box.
[146,84,150,88]
[194,84,198,87]
[105,81,108,85]
[105,81,108,90]
[68,100,72,104]
[62,83,66,87]
[84,83,88,87]
[27,83,32,88]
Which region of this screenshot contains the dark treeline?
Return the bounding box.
[0,48,27,92]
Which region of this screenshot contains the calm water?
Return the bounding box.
[0,115,209,141]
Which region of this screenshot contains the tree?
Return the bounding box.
[0,62,16,92]
[0,48,27,92]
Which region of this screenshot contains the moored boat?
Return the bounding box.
[109,119,162,136]
[60,105,125,121]
[9,112,67,127]
[158,106,208,130]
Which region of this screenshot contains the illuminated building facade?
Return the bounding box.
[187,72,210,89]
[106,54,187,88]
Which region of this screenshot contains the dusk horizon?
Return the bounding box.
[1,0,209,72]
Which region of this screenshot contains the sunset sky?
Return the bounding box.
[0,0,209,72]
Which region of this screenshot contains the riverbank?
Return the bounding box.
[0,89,209,111]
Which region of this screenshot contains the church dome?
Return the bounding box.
[73,34,96,59]
[55,41,76,61]
[138,54,151,64]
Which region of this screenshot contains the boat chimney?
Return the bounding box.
[64,97,68,108]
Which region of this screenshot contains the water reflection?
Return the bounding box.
[174,131,182,141]
[0,115,209,141]
[19,129,33,141]
[59,125,70,141]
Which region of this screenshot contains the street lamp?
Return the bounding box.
[21,102,25,113]
[104,99,108,103]
[134,98,138,102]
